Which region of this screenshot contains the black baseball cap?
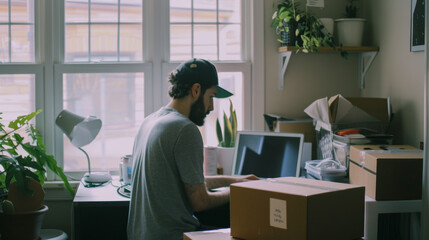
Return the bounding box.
[175,58,233,98]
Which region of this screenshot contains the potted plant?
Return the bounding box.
[215,100,237,175]
[335,0,366,46]
[271,1,347,58]
[271,0,302,46]
[0,110,75,240]
[296,12,336,53]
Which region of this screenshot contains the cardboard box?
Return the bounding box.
[274,119,316,159]
[349,145,423,200]
[183,229,236,240]
[305,95,391,133]
[230,177,365,240]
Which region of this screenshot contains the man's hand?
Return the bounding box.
[234,174,260,183]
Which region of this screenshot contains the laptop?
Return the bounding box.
[231,131,304,178]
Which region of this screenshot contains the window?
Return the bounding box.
[0,0,39,134]
[0,0,262,179]
[167,0,250,147]
[57,0,147,173]
[0,0,35,63]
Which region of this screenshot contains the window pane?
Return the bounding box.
[63,72,144,172]
[120,0,142,23]
[0,0,34,63]
[11,0,33,23]
[91,0,118,23]
[200,72,243,147]
[65,1,89,23]
[219,24,240,60]
[0,25,8,62]
[90,24,117,62]
[169,0,242,61]
[120,24,142,61]
[0,0,8,22]
[65,0,143,62]
[194,24,217,60]
[194,0,216,23]
[170,0,191,22]
[170,24,192,61]
[0,74,35,124]
[11,25,34,62]
[65,24,89,62]
[219,0,240,23]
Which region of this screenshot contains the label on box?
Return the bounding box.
[269,198,287,229]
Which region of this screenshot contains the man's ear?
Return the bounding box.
[190,83,201,99]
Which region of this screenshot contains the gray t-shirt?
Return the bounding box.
[127,107,205,240]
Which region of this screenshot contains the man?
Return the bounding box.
[127,58,257,240]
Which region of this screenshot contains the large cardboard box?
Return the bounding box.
[349,145,423,200]
[230,177,365,240]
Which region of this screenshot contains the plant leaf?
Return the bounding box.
[5,165,16,189]
[14,168,34,196]
[8,109,42,131]
[216,118,223,146]
[223,113,233,147]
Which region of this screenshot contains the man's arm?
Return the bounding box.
[184,175,259,212]
[184,183,230,212]
[204,175,259,190]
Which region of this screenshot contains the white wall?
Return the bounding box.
[362,0,424,147]
[265,0,424,148]
[265,0,362,120]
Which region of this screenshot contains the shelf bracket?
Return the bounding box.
[358,51,378,88]
[278,51,292,90]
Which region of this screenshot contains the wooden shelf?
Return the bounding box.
[278,46,380,90]
[278,46,380,53]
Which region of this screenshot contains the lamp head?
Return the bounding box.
[55,110,102,148]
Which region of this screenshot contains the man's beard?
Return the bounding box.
[189,94,208,126]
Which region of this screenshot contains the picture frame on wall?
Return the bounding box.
[411,0,425,52]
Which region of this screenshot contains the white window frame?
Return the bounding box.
[48,0,153,180]
[0,0,264,181]
[160,0,265,132]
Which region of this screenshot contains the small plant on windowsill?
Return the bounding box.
[216,99,237,148]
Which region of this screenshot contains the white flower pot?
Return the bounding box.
[216,147,235,175]
[335,18,366,46]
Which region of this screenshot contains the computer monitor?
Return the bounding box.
[231,131,304,178]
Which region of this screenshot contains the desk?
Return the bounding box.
[72,178,421,240]
[73,178,129,240]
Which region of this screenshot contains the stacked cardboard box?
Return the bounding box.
[349,145,423,200]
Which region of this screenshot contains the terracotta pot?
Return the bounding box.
[0,205,48,240]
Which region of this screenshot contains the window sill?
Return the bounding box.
[43,180,80,201]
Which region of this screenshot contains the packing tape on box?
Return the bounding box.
[359,148,423,167]
[266,178,341,192]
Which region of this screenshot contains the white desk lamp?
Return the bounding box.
[56,110,111,184]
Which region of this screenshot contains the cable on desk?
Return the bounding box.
[81,178,111,188]
[117,184,131,198]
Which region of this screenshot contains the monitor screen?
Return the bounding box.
[232,131,304,178]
